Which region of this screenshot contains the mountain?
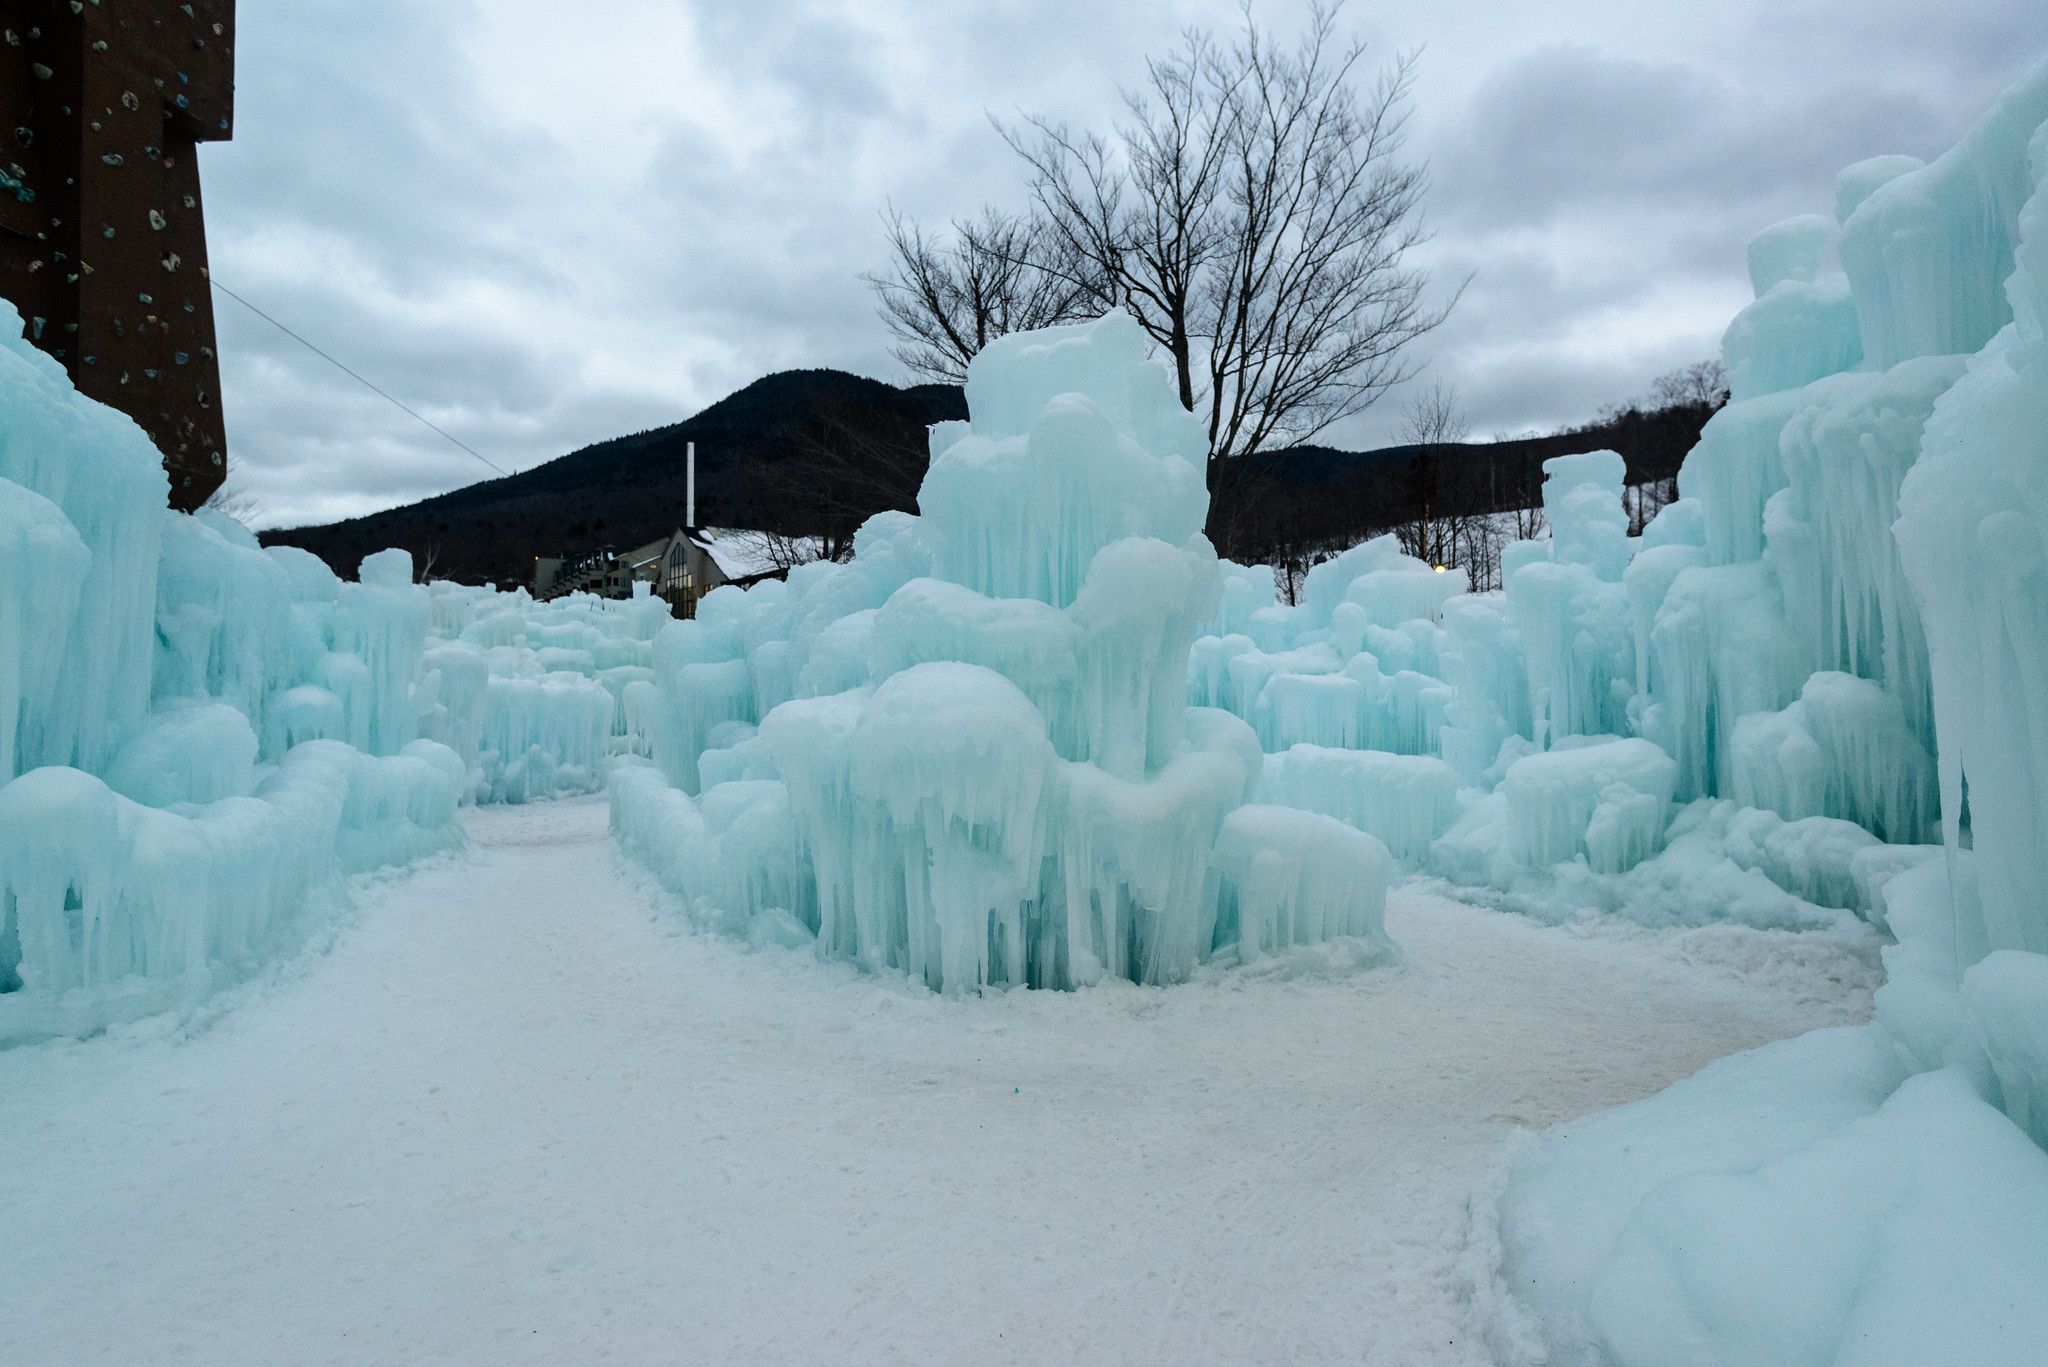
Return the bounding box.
[260,366,1713,585]
[260,369,967,586]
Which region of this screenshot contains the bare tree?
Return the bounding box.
[741,396,933,562]
[1001,2,1455,547]
[1649,359,1729,411]
[864,206,1102,384]
[200,481,265,527]
[1618,359,1727,533]
[1394,379,1468,567]
[718,529,833,576]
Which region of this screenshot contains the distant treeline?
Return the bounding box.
[1217,389,1720,594]
[265,367,1723,594]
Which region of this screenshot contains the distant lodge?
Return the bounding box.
[532,528,771,614]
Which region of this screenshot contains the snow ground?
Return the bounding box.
[1,795,1882,1366]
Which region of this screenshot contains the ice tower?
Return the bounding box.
[614,311,1397,992]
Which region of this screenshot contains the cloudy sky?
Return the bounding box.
[197,0,2048,529]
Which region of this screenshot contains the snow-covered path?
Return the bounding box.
[1,796,1880,1366]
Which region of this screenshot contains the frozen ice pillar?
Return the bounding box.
[622,310,1400,991]
[920,310,1211,611]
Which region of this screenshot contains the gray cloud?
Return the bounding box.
[192,0,2048,528]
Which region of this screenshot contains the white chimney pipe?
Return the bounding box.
[686,441,696,528]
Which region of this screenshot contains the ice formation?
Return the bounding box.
[0,301,685,1042]
[923,52,2048,1363]
[419,580,664,803]
[1473,56,2048,1365]
[613,312,1396,992]
[0,314,488,1042]
[3,39,2045,1354]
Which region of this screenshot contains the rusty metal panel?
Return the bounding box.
[0,0,235,511]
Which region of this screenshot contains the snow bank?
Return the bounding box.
[1491,1023,2048,1367]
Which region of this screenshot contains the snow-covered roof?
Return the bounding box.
[689,528,792,582]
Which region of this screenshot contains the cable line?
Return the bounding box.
[208,274,510,478]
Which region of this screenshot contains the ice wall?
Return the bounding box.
[418,581,660,803]
[1841,65,2048,369]
[615,312,1397,992]
[0,305,470,1044]
[1723,215,1864,402]
[1127,53,2048,1358]
[1894,107,2048,958]
[1181,533,1464,762]
[2,317,163,780]
[1485,55,2048,1366]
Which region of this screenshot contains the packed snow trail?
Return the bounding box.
[0,796,1878,1366]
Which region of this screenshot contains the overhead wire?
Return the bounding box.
[207,274,510,478]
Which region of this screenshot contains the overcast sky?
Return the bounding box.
[196,0,2048,529]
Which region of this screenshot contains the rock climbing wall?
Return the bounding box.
[0,0,235,510]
